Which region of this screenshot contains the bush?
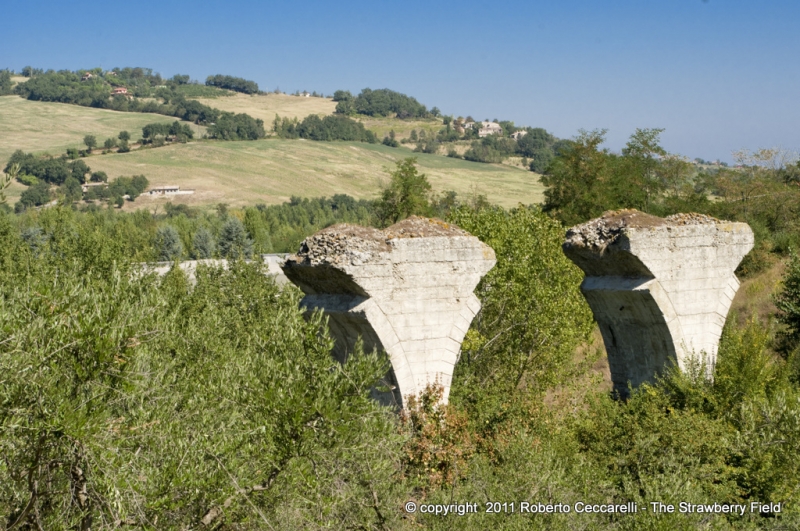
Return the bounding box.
[447,205,594,419]
[0,223,403,527]
[17,180,51,209]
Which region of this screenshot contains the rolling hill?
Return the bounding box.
[1,90,544,209]
[85,140,544,209]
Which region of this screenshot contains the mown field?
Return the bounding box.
[85,140,544,209]
[192,92,336,124]
[0,96,208,203]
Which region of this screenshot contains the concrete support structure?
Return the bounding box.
[562,210,754,397]
[281,217,496,407]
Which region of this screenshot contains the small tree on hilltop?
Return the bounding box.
[118,130,130,142]
[376,157,432,225]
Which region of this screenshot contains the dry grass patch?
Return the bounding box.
[192,93,336,125]
[730,260,786,327]
[353,116,442,141]
[0,96,204,163]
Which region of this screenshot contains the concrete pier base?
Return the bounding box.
[281,217,496,407]
[562,210,753,397]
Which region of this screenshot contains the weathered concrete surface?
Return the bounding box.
[281,216,496,407]
[145,254,289,285]
[563,210,754,397]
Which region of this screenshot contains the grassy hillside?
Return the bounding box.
[0,95,210,204]
[192,92,336,125]
[0,96,204,162]
[1,93,542,209]
[85,140,544,209]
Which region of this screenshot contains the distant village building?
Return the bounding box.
[147,185,195,196]
[510,130,528,140]
[111,87,128,95]
[301,91,310,97]
[81,73,93,81]
[478,121,503,138]
[81,182,106,193]
[107,71,117,76]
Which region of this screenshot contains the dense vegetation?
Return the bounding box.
[2,177,799,526]
[273,113,378,143]
[0,70,13,95]
[335,88,431,118]
[4,149,150,211]
[205,74,259,94]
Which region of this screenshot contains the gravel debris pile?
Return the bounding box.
[565,209,722,251]
[290,216,468,266]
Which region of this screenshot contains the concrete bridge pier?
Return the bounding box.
[562,210,754,397]
[281,217,496,407]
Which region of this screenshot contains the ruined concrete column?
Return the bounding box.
[562,210,754,397]
[281,216,496,407]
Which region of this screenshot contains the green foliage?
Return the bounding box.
[17,180,51,210]
[5,150,75,185]
[218,216,254,259]
[382,129,400,147]
[339,88,429,118]
[62,176,83,203]
[205,73,259,94]
[118,130,130,141]
[376,157,432,225]
[207,112,265,140]
[83,134,97,152]
[155,225,184,261]
[448,205,594,419]
[332,89,352,101]
[0,69,13,95]
[274,113,377,143]
[0,216,403,527]
[191,226,216,258]
[775,251,800,348]
[141,121,194,143]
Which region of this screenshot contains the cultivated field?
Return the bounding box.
[85,139,544,209]
[191,93,336,125]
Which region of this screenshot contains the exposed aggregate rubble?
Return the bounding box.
[290,216,469,266]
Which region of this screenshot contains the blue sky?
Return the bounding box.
[3,0,799,162]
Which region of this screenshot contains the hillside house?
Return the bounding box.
[81,73,93,81]
[111,87,128,95]
[478,121,503,137]
[147,185,195,196]
[510,130,528,140]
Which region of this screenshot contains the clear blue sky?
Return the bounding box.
[3,0,799,162]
